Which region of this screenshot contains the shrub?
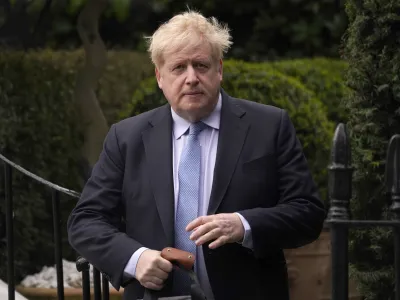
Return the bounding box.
[97,51,154,125]
[341,1,400,299]
[0,49,157,283]
[270,58,349,124]
[0,50,84,283]
[122,59,337,204]
[124,0,347,61]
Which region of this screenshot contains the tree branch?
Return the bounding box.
[74,0,109,169]
[30,0,53,47]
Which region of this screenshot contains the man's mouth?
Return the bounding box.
[185,91,202,95]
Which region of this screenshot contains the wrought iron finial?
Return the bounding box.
[385,134,400,217]
[385,135,400,193]
[327,123,353,220]
[76,256,90,272]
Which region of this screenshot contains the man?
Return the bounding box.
[67,10,326,300]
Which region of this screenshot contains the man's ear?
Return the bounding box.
[155,67,163,89]
[218,59,223,81]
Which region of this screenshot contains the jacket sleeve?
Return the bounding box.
[67,124,142,290]
[238,109,326,258]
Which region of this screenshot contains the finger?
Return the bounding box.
[143,281,164,291]
[144,276,164,286]
[147,264,169,280]
[194,227,221,246]
[189,222,217,241]
[186,215,212,231]
[152,269,169,281]
[153,276,165,286]
[209,235,229,249]
[157,258,173,273]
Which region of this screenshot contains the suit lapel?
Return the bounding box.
[142,105,175,246]
[207,90,249,215]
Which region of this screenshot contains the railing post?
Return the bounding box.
[327,123,352,300]
[102,273,110,300]
[4,162,14,300]
[385,134,400,300]
[52,190,64,300]
[76,257,91,300]
[93,267,102,300]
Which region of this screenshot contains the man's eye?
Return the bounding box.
[174,65,185,70]
[195,63,208,69]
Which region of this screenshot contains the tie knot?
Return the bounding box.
[189,122,207,136]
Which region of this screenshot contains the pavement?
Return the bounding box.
[0,279,28,300]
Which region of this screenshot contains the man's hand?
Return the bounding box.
[186,213,245,249]
[135,249,173,290]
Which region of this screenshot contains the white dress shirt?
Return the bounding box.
[124,93,253,299]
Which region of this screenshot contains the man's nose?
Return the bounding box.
[185,66,199,85]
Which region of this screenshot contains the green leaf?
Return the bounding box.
[26,0,46,15]
[67,0,86,15]
[112,0,130,22]
[376,84,389,93]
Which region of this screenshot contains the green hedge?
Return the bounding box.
[271,58,349,124]
[0,49,153,283]
[0,50,84,282]
[122,59,345,204]
[341,1,400,299]
[97,50,154,124]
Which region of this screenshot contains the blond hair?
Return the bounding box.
[146,10,232,68]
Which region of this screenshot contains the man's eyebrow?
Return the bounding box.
[166,56,211,67]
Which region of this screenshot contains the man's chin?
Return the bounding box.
[177,106,211,122]
[180,96,205,109]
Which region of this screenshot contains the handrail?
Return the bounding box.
[1,151,82,300]
[0,152,81,199]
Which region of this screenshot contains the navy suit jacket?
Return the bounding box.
[67,89,326,300]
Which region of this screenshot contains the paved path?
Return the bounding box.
[0,280,28,300]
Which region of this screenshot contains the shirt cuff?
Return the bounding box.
[235,212,253,249]
[123,247,149,279]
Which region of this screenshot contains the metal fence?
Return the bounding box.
[1,122,400,300]
[325,124,400,300]
[0,152,111,300]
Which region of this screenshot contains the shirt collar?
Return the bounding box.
[171,92,222,140]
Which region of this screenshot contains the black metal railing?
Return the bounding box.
[2,122,400,300]
[325,123,400,300]
[0,152,111,300]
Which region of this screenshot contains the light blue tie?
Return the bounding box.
[173,121,206,295]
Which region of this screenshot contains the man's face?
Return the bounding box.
[155,42,223,122]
